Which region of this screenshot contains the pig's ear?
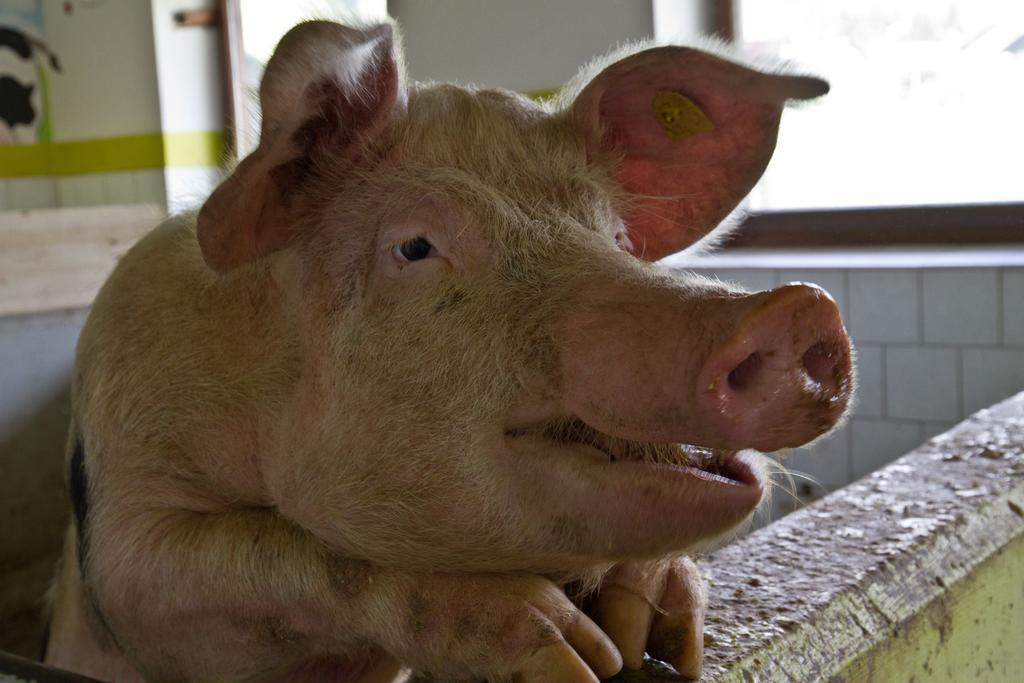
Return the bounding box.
[571,46,827,261]
[198,21,404,273]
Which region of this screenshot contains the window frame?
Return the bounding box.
[214,0,1024,248]
[715,0,1024,247]
[173,1,245,157]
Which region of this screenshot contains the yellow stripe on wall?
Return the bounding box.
[0,131,225,177]
[163,131,227,167]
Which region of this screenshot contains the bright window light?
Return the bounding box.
[737,0,1024,211]
[240,0,386,63]
[235,0,386,153]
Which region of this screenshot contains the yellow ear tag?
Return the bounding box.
[654,90,714,139]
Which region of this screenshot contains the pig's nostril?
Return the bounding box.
[802,342,839,391]
[727,352,762,390]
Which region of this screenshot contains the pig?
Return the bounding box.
[42,20,852,683]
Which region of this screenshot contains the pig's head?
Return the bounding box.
[197,21,852,576]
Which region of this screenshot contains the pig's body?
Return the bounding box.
[44,21,852,683]
[44,220,302,682]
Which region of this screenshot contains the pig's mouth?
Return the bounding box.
[501,414,765,557]
[505,416,758,489]
[533,417,754,485]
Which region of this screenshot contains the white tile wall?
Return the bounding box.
[922,269,999,345]
[849,270,920,343]
[885,346,960,421]
[56,175,107,207]
[849,418,925,480]
[134,169,168,205]
[0,169,179,211]
[786,427,850,491]
[4,167,224,212]
[852,343,883,417]
[672,263,1024,517]
[962,348,1024,414]
[102,171,137,204]
[0,308,88,441]
[924,421,958,439]
[6,177,57,210]
[1004,269,1024,347]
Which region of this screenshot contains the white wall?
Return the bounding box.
[1,2,167,210]
[0,307,88,657]
[389,0,656,91]
[151,0,223,136]
[678,262,1024,520]
[0,1,233,211]
[652,0,713,42]
[151,0,226,211]
[43,0,162,141]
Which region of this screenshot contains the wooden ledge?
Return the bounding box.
[625,392,1024,681]
[0,205,163,318]
[1,406,1020,682]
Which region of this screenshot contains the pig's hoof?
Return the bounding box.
[510,610,621,682]
[592,558,705,679]
[401,575,621,683]
[517,642,601,683]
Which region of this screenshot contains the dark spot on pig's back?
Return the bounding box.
[327,555,372,599]
[38,615,51,660]
[64,440,122,653]
[68,436,89,570]
[433,289,467,314]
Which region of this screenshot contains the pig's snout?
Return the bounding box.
[698,283,852,452]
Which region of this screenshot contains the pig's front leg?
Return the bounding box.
[591,558,707,679]
[366,571,622,682]
[87,505,620,682]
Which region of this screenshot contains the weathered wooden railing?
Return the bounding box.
[630,390,1024,682]
[0,205,161,317]
[2,393,1022,682]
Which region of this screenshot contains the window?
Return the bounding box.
[218,0,1022,246]
[741,0,1023,211]
[724,0,1024,246]
[223,0,387,157]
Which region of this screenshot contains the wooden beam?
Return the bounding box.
[727,203,1024,248]
[173,8,220,28]
[713,0,736,42]
[0,205,164,318]
[218,0,246,159]
[612,392,1024,681]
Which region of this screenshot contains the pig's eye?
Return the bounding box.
[395,236,434,262]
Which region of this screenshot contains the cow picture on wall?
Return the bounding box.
[0,1,61,144]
